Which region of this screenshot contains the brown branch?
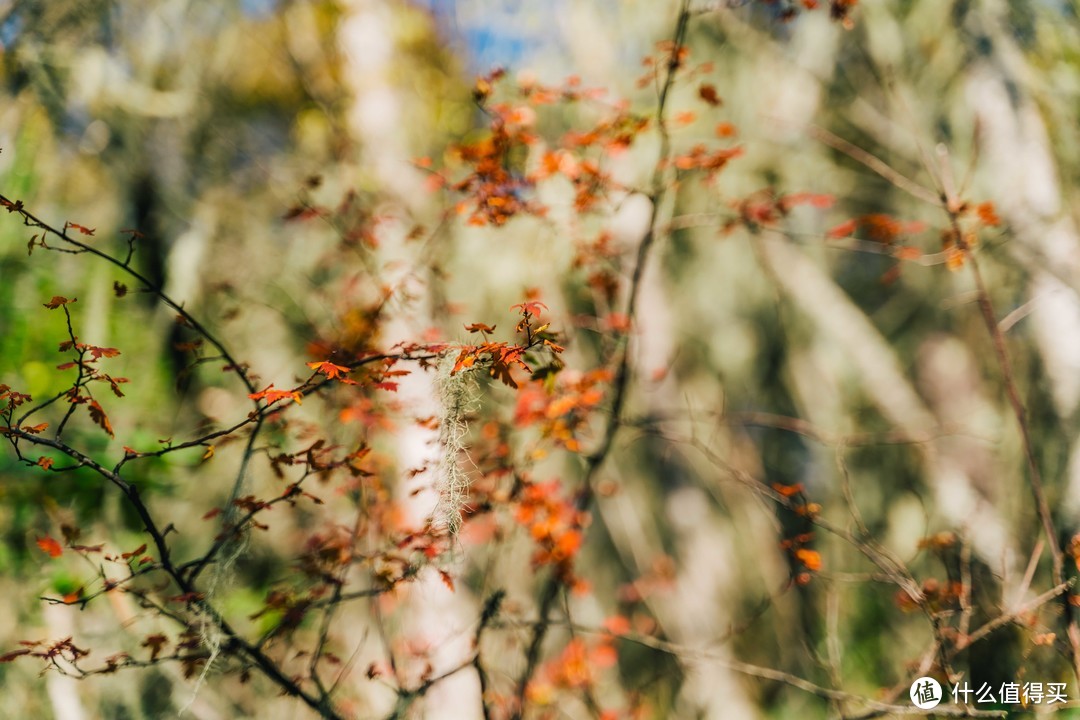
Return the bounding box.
[950,580,1071,654]
[950,210,1080,682]
[807,125,941,205]
[557,623,1008,718]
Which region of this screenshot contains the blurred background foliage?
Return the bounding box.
[2,0,1080,718]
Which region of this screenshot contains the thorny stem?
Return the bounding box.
[511,1,692,713]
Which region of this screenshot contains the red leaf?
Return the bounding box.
[36,536,63,558]
[511,301,548,317]
[0,649,31,663]
[67,222,96,236]
[121,544,147,560]
[826,219,857,239]
[141,634,168,661]
[24,423,48,435]
[88,346,120,360]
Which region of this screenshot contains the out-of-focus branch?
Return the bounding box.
[510,2,693,714]
[0,193,258,397]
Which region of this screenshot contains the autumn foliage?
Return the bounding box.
[4,0,1080,718]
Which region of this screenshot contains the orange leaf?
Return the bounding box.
[772,482,804,497]
[589,643,618,669]
[248,384,303,405]
[464,323,496,334]
[976,201,1001,227]
[826,219,857,239]
[88,346,120,359]
[121,544,147,560]
[946,247,965,271]
[67,222,95,236]
[87,400,114,437]
[795,548,822,571]
[554,530,583,559]
[307,361,354,383]
[511,300,548,317]
[673,111,696,127]
[43,296,75,309]
[602,615,631,636]
[781,193,834,210]
[422,174,445,193]
[438,569,455,592]
[715,122,737,138]
[36,536,63,558]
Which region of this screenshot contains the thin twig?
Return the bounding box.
[807,125,941,205]
[510,3,693,715]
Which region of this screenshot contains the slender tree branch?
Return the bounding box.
[510,3,692,713]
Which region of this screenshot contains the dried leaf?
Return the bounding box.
[43,296,75,309]
[698,83,722,107]
[87,400,114,437]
